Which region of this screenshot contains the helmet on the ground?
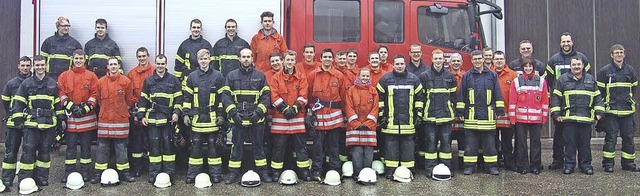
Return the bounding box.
[240,170,261,187]
[65,172,85,190]
[342,161,353,177]
[278,170,298,185]
[154,173,172,188]
[101,169,120,185]
[19,178,39,195]
[372,160,385,174]
[432,163,452,181]
[393,166,413,183]
[0,179,5,192]
[357,167,377,185]
[194,173,212,188]
[322,170,341,186]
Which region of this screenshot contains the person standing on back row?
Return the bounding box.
[175,19,213,82]
[212,18,250,77]
[85,18,122,78]
[251,11,288,73]
[41,16,82,81]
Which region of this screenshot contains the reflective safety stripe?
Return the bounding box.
[132,153,143,158]
[229,161,242,168]
[483,155,498,163]
[95,162,108,170]
[20,163,35,170]
[36,160,51,168]
[297,160,311,168]
[255,159,267,167]
[116,163,130,170]
[400,161,415,168]
[603,151,615,159]
[80,158,92,164]
[2,162,16,169]
[439,152,452,159]
[189,158,204,165]
[458,150,465,157]
[149,156,162,163]
[424,152,438,160]
[208,157,222,165]
[385,160,399,168]
[271,161,284,169]
[65,159,77,164]
[622,151,636,160]
[163,154,176,162]
[464,156,478,163]
[339,154,348,162]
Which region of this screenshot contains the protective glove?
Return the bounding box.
[63,100,74,110]
[59,120,67,130]
[276,101,288,113]
[414,116,424,126]
[595,118,606,133]
[80,102,94,115]
[228,109,243,126]
[71,104,84,117]
[215,115,226,126]
[357,123,368,130]
[13,117,24,129]
[248,110,263,124]
[183,115,191,127]
[378,117,388,128]
[283,107,297,120]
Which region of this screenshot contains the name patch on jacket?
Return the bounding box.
[331,82,338,86]
[118,89,124,95]
[83,84,90,89]
[369,98,374,103]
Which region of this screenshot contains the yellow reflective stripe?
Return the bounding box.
[255,159,267,167]
[400,161,415,168]
[553,89,562,96]
[20,163,35,170]
[132,153,143,158]
[229,161,242,168]
[468,89,475,105]
[546,65,555,75]
[208,157,222,165]
[189,157,204,165]
[622,151,636,160]
[495,100,505,108]
[297,160,310,168]
[185,53,191,69]
[439,152,452,159]
[149,156,162,163]
[116,163,130,170]
[564,90,599,96]
[464,156,478,163]
[183,102,192,109]
[549,106,561,113]
[483,155,498,163]
[1,95,10,101]
[36,160,51,168]
[163,154,176,162]
[2,162,16,169]
[218,55,239,60]
[95,162,108,170]
[339,154,348,162]
[271,161,284,169]
[561,116,595,123]
[603,151,615,159]
[88,54,110,60]
[174,71,183,78]
[80,158,92,164]
[258,104,267,113]
[65,159,77,164]
[456,101,465,109]
[385,160,399,167]
[175,54,186,63]
[141,92,151,101]
[424,152,438,160]
[13,95,27,104]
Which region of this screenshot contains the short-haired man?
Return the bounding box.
[378,45,393,72]
[366,52,387,86]
[457,50,504,175]
[251,11,288,72]
[58,49,99,182]
[41,16,82,81]
[335,50,356,85]
[85,18,122,78]
[295,43,322,75]
[508,40,545,76]
[13,55,66,186]
[138,54,183,183]
[490,51,518,171]
[545,32,592,170]
[596,44,640,172]
[175,19,213,82]
[482,47,493,68]
[407,44,428,76]
[377,55,424,178]
[448,53,466,88]
[212,18,250,77]
[1,56,32,187]
[550,56,603,175]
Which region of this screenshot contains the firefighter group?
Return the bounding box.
[1,12,639,194]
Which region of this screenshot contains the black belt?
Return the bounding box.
[151,103,173,114]
[197,106,215,114]
[317,100,341,109]
[238,102,256,111]
[27,108,55,117]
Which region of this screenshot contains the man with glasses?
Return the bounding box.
[508,40,546,76]
[212,18,250,77]
[407,44,428,76]
[175,19,213,82]
[251,11,288,73]
[490,51,518,171]
[41,16,82,81]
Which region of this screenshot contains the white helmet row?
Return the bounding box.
[393,166,413,183]
[240,170,261,187]
[154,173,172,188]
[194,173,212,188]
[65,172,85,190]
[432,164,452,181]
[19,178,39,195]
[357,168,377,185]
[101,169,120,186]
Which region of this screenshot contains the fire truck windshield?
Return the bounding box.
[418,6,473,52]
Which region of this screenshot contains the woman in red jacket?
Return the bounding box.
[345,68,379,180]
[508,58,549,175]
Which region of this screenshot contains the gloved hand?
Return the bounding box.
[63,100,74,110]
[183,115,191,127]
[229,109,243,126]
[414,117,424,126]
[357,123,368,130]
[248,110,263,124]
[378,117,388,128]
[595,118,605,133]
[13,117,24,129]
[71,104,84,117]
[283,107,297,120]
[215,115,226,126]
[276,101,288,113]
[59,120,67,130]
[80,102,94,115]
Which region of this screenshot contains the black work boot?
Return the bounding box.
[224,171,240,184]
[270,169,281,182]
[120,170,136,182]
[259,170,273,183]
[90,171,102,184]
[299,169,311,181]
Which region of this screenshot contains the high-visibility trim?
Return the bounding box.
[163,154,176,162]
[622,151,636,160]
[297,160,311,168]
[1,94,11,101]
[20,163,35,170]
[603,151,615,159]
[347,115,358,123]
[116,163,130,170]
[229,161,242,168]
[95,162,108,170]
[255,159,267,167]
[131,153,143,158]
[339,155,348,162]
[483,155,498,163]
[271,161,284,169]
[400,161,415,168]
[65,159,77,165]
[1,162,16,169]
[208,157,222,165]
[149,156,162,163]
[218,54,239,60]
[385,160,399,168]
[424,152,437,160]
[439,152,452,159]
[464,156,478,163]
[80,158,92,164]
[189,158,204,165]
[36,160,51,168]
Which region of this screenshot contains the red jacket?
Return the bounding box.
[265,68,279,125]
[367,64,387,87]
[491,65,518,106]
[345,84,378,146]
[508,74,549,124]
[127,63,155,103]
[251,29,288,73]
[270,69,309,134]
[295,61,321,76]
[336,65,359,87]
[380,62,393,72]
[58,66,99,132]
[96,73,135,138]
[307,67,346,130]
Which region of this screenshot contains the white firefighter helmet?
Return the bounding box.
[342,161,354,177]
[372,160,385,175]
[101,169,120,185]
[278,170,298,185]
[240,170,261,187]
[393,166,413,183]
[0,178,5,193]
[19,178,39,195]
[154,173,172,188]
[357,167,377,185]
[65,172,85,190]
[322,170,341,186]
[432,163,452,181]
[194,173,212,188]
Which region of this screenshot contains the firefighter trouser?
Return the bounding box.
[384,133,415,170]
[187,131,222,180]
[515,123,542,169]
[424,123,452,171]
[229,123,267,174]
[563,122,592,170]
[129,121,146,173]
[95,138,130,172]
[415,124,426,167]
[498,127,515,169]
[350,146,373,177]
[271,133,310,171]
[2,127,23,183]
[311,129,341,173]
[551,121,565,164]
[463,130,498,169]
[148,125,175,178]
[17,128,55,182]
[603,115,636,167]
[337,127,349,162]
[65,131,93,175]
